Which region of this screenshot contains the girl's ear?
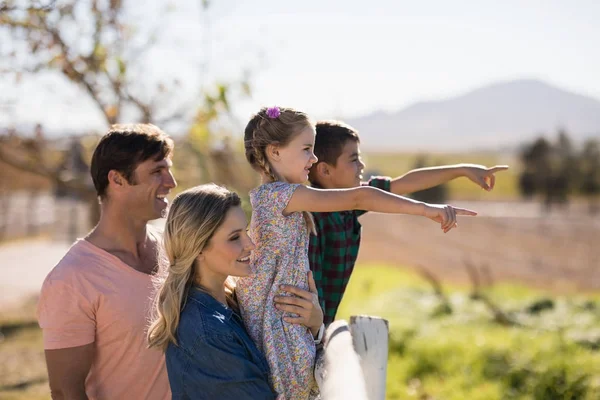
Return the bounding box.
[266,144,281,162]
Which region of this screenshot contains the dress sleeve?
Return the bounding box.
[253,181,301,218]
[37,278,96,350]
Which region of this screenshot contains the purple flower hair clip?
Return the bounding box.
[266,106,281,119]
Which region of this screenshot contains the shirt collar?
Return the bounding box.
[188,287,233,320]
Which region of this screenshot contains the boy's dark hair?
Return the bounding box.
[308,120,360,185]
[90,124,174,198]
[313,120,360,166]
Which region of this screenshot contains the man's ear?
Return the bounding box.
[266,144,281,162]
[108,170,125,188]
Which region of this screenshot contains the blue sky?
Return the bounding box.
[1,0,599,135]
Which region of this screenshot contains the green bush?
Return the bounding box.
[337,264,600,399]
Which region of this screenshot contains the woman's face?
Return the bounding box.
[198,206,254,279]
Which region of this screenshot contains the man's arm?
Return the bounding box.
[390,164,509,195]
[45,344,94,400]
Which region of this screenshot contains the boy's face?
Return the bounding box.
[327,140,366,188]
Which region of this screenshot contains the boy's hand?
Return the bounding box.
[423,204,477,233]
[462,164,509,191]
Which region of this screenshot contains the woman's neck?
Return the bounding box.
[195,275,228,306]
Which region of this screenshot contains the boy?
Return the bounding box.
[308,120,508,325]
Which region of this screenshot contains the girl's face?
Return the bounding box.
[271,125,319,183]
[197,206,255,280]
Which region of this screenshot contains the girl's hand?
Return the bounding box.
[274,270,324,336]
[462,164,509,191]
[423,204,478,233]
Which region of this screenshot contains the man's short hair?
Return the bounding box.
[90,124,174,198]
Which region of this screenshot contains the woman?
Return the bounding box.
[147,184,324,399]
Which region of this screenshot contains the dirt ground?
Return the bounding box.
[0,200,598,309]
[357,201,600,292]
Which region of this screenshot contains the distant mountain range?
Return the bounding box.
[345,79,600,152]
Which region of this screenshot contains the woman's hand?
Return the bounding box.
[462,164,509,191]
[274,270,324,336]
[423,204,478,233]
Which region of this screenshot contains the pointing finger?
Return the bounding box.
[488,165,509,174]
[454,208,478,216]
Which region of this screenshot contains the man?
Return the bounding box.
[38,124,176,399]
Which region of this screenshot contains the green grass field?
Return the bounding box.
[2,263,599,399]
[364,152,520,200]
[337,264,600,399]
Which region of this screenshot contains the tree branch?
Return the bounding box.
[0,0,56,13]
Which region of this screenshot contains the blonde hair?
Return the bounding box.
[244,106,316,233]
[147,184,241,350]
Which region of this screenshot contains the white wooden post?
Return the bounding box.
[350,316,389,400]
[319,320,368,400]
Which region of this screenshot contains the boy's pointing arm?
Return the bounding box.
[389,164,509,195]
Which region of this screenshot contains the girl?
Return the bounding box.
[238,106,477,399]
[147,184,324,399]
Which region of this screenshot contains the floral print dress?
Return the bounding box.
[236,181,317,399]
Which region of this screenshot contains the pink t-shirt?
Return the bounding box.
[37,239,170,400]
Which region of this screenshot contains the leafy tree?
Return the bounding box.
[0,0,252,231]
[518,130,599,213]
[580,138,600,213]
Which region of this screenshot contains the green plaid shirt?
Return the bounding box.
[309,177,391,325]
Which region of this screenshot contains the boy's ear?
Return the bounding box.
[316,162,330,177]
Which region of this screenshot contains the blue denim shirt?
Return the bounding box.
[166,287,275,400]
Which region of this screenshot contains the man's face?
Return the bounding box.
[121,157,177,220]
[327,140,365,188]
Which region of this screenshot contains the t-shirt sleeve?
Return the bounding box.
[254,181,301,218]
[356,176,392,217]
[37,278,96,350]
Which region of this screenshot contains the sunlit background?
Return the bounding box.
[1,1,599,398]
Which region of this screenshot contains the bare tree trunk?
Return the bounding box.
[0,185,10,240]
